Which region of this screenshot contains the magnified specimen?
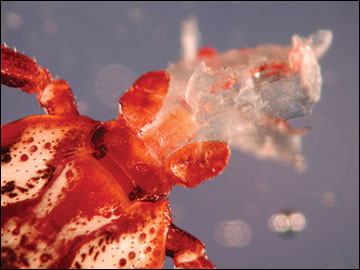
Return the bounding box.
[1,17,332,269]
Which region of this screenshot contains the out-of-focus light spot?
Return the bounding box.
[95,64,137,108]
[268,211,306,233]
[127,8,142,23]
[288,212,306,232]
[321,191,337,207]
[5,12,23,30]
[268,213,290,233]
[215,219,252,248]
[42,18,58,34]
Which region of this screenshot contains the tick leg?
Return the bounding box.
[166,223,214,269]
[118,70,170,132]
[166,141,230,188]
[1,45,79,116]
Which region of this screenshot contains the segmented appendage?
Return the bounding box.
[1,45,79,116]
[1,44,52,94]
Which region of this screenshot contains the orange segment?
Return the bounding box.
[119,71,170,132]
[166,141,230,188]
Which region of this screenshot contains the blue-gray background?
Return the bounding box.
[1,2,358,269]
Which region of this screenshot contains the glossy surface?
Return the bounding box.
[1,2,358,269]
[1,45,230,268]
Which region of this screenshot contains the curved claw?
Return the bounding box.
[119,71,170,132]
[166,141,230,188]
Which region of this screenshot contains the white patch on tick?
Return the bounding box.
[1,124,71,207]
[70,200,170,269]
[34,163,77,219]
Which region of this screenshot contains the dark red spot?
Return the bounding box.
[20,254,29,267]
[98,238,104,247]
[37,165,55,180]
[20,235,27,246]
[102,246,106,252]
[139,233,146,241]
[1,154,12,163]
[119,258,126,266]
[12,227,20,235]
[44,142,51,149]
[30,145,38,152]
[92,145,107,160]
[26,183,35,188]
[20,154,29,161]
[149,227,155,234]
[1,181,15,194]
[153,248,161,257]
[16,186,28,193]
[146,246,152,252]
[105,232,112,243]
[128,251,135,259]
[74,261,81,269]
[40,253,51,262]
[18,235,35,251]
[81,253,86,262]
[26,137,34,143]
[66,170,74,180]
[94,251,99,261]
[114,207,122,216]
[1,148,12,164]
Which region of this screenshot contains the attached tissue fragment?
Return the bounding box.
[141,19,332,172]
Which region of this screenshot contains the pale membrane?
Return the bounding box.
[140,18,332,172]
